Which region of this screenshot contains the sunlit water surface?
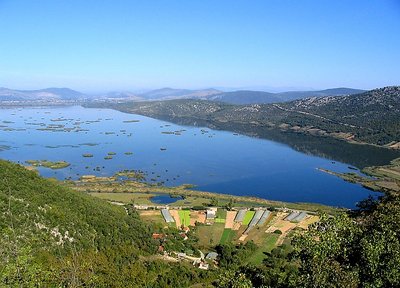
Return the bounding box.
[0,106,384,208]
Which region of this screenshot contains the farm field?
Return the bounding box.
[169,210,181,228]
[138,210,165,224]
[179,210,191,227]
[89,192,153,205]
[215,208,226,223]
[242,211,255,225]
[135,206,316,255]
[225,211,237,229]
[246,233,280,265]
[219,228,236,244]
[190,211,206,226]
[196,223,226,248]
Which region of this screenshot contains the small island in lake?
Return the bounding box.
[25,159,70,169]
[82,153,94,157]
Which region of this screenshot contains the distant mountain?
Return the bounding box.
[0,86,365,104]
[101,91,144,101]
[97,86,400,147]
[0,87,85,101]
[204,88,365,104]
[139,87,221,100]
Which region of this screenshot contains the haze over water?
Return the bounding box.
[0,106,386,208]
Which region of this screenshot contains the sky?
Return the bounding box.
[0,0,399,93]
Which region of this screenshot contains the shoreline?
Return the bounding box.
[318,158,400,194]
[64,175,343,215]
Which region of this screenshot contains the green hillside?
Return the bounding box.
[0,160,211,287]
[0,159,154,252]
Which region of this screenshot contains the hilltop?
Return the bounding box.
[139,87,221,100]
[0,87,84,101]
[205,87,364,104]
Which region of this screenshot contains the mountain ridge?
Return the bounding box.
[0,86,365,103]
[0,87,84,101]
[91,86,400,147]
[204,88,365,104]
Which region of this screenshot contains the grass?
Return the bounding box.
[235,201,269,208]
[196,223,226,248]
[215,208,227,223]
[219,229,236,244]
[178,210,191,227]
[216,208,227,219]
[138,211,165,224]
[246,233,279,265]
[89,192,154,205]
[243,211,255,225]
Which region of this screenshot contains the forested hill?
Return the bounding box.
[0,160,203,287]
[279,86,400,145]
[97,86,400,147]
[0,160,154,250]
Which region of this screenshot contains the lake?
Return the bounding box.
[1,105,397,208]
[151,194,184,204]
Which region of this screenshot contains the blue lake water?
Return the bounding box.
[0,105,388,208]
[151,194,183,204]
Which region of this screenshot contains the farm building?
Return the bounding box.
[257,210,271,225]
[248,210,264,227]
[292,212,307,222]
[234,209,247,222]
[285,211,300,221]
[206,252,219,261]
[161,209,174,223]
[243,210,265,234]
[198,262,209,270]
[206,208,217,219]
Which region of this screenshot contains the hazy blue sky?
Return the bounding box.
[0,0,399,92]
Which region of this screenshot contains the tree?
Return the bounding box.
[215,270,252,288]
[210,197,219,207]
[225,198,234,211]
[292,194,400,288]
